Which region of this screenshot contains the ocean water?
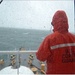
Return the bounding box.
[0,27,50,51]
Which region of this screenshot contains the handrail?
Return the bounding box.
[0,50,36,54]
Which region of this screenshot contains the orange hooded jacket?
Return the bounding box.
[36,10,75,74]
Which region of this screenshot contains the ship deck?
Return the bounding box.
[0,50,46,74]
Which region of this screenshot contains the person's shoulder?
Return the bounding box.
[68,32,75,37]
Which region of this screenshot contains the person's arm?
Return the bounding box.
[36,36,51,61]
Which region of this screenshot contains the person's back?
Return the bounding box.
[36,10,75,74]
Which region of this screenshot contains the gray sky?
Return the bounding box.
[0,0,74,32]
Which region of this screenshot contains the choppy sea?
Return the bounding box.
[0,27,50,51]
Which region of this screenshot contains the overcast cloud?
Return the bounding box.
[0,0,74,32]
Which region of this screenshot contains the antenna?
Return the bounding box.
[0,0,3,4]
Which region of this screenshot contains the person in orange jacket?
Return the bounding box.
[36,10,75,74]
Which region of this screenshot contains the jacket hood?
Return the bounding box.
[52,10,69,33]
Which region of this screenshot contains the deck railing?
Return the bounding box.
[0,50,46,74]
